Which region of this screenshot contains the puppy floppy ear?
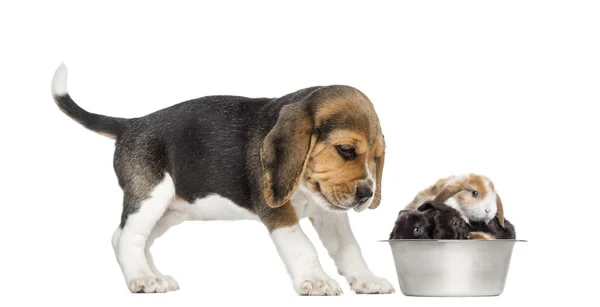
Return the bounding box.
[495,193,506,228]
[369,146,385,209]
[260,103,317,208]
[432,182,464,203]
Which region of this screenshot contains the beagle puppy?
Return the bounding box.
[50,64,394,295]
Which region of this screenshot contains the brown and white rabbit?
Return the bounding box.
[404,174,507,229]
[389,201,470,240]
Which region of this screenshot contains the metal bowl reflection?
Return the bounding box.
[381,239,527,297]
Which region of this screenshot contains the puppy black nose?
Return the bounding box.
[356,186,373,200]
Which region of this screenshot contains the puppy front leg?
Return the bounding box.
[270,222,343,296]
[311,212,395,294]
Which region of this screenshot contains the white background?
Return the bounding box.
[1,0,599,306]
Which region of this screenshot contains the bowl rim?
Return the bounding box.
[379,239,528,243]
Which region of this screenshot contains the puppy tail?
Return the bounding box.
[51,63,128,140]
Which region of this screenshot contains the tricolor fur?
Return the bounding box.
[51,64,394,295]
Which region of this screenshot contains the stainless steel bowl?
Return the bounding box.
[382,239,527,297]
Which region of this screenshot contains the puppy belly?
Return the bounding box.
[168,194,259,221]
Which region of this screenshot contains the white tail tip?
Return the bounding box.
[52,62,68,96]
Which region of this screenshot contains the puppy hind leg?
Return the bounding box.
[111,226,122,261]
[144,212,185,291]
[116,173,176,293]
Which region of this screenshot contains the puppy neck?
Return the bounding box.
[289,181,332,219]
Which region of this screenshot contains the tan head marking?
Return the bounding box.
[261,85,385,212]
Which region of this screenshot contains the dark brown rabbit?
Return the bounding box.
[417,201,471,240]
[469,216,516,239]
[389,201,471,240]
[389,210,433,239]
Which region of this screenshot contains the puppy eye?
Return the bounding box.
[453,221,458,226]
[336,145,356,160]
[414,227,420,234]
[471,190,478,197]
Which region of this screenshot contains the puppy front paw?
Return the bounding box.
[161,275,180,291]
[295,275,343,296]
[128,276,172,293]
[348,274,395,294]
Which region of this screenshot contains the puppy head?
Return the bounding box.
[433,174,505,228]
[260,85,385,212]
[389,210,432,240]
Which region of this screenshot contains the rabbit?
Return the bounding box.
[404,173,507,230]
[468,216,516,240]
[389,201,470,240]
[417,201,470,240]
[388,210,433,240]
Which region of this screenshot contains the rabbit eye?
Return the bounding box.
[414,227,420,234]
[453,221,458,226]
[471,190,478,197]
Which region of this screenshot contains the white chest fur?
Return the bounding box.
[167,194,259,221]
[166,188,324,223]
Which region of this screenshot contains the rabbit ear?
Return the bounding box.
[495,193,506,228]
[397,209,411,216]
[418,201,451,219]
[432,182,463,203]
[417,201,437,212]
